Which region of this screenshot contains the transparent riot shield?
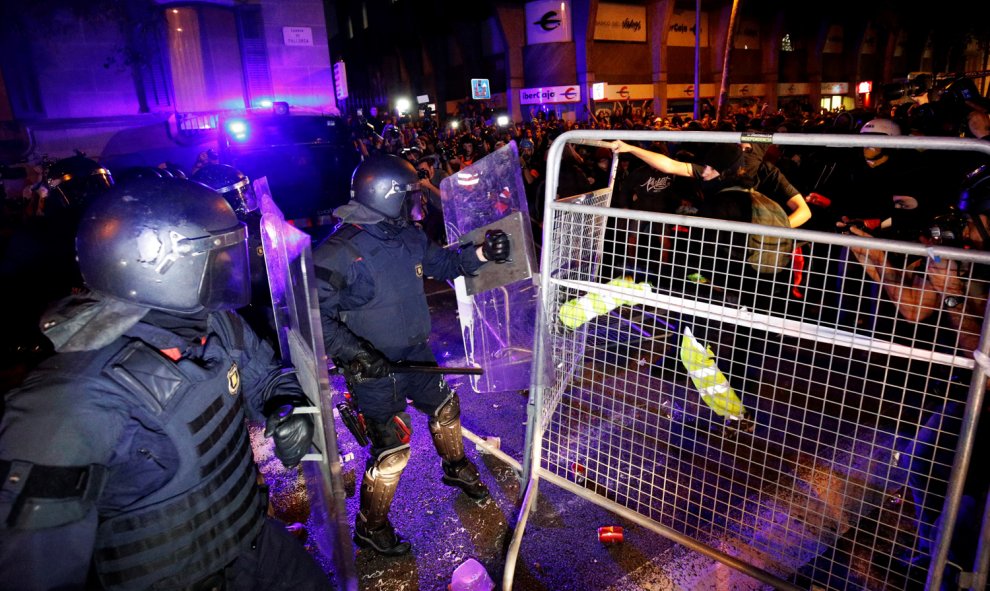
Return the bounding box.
[256,178,357,591]
[439,142,539,393]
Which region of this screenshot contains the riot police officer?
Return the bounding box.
[192,163,275,346]
[314,154,510,556]
[0,177,329,590]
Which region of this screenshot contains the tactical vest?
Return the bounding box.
[93,311,267,590]
[319,224,432,355]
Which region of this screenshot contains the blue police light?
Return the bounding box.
[226,119,248,141]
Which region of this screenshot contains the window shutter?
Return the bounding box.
[237,5,274,107]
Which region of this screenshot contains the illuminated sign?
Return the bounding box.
[592,82,606,101]
[525,0,572,44]
[820,82,849,94]
[603,83,652,101]
[665,83,717,99]
[471,79,491,100]
[333,61,348,100]
[520,85,581,104]
[858,81,872,94]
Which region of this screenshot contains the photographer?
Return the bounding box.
[968,110,990,141]
[415,156,447,243]
[845,202,990,584]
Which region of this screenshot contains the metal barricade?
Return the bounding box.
[506,130,990,591]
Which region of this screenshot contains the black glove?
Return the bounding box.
[264,403,314,469]
[481,229,511,263]
[348,342,391,381]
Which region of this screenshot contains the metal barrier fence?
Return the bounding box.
[506,130,990,591]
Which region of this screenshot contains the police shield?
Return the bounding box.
[439,142,539,393]
[257,178,357,590]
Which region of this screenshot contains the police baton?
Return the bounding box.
[389,363,484,375]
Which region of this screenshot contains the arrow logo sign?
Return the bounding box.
[526,0,572,44]
[535,11,562,31]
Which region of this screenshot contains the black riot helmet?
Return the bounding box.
[348,154,421,220]
[192,163,257,216]
[46,154,114,210]
[76,177,251,313]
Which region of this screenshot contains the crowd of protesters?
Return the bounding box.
[344,94,989,238]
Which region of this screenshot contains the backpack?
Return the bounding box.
[745,189,792,274]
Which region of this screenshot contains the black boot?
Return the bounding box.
[354,517,412,556]
[441,457,490,500]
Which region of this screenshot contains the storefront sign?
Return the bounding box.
[520,85,581,104]
[665,83,717,99]
[733,18,761,50]
[600,83,653,101]
[668,9,708,48]
[594,3,646,42]
[821,82,849,95]
[729,83,767,97]
[525,0,572,44]
[777,83,810,96]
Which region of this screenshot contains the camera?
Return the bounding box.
[923,209,970,247]
[884,73,990,136]
[417,168,429,180]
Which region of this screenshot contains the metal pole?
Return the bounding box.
[716,0,741,122]
[693,0,701,120]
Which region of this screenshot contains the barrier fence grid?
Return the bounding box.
[506,130,990,591]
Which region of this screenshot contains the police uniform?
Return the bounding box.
[0,177,330,590]
[314,154,506,556]
[0,307,330,591]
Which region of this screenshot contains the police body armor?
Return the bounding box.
[317,223,431,357]
[94,311,266,590]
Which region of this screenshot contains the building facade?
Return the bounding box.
[0,0,336,168]
[328,0,990,123]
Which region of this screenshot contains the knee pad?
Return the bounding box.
[367,445,411,477]
[429,390,461,429]
[360,445,410,528]
[366,412,412,456]
[428,391,465,461]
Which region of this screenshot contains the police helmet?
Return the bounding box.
[76,177,251,313]
[349,154,420,220]
[47,154,114,208]
[114,166,167,184]
[859,118,902,136]
[959,164,990,215]
[192,163,257,216]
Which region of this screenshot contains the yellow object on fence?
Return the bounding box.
[679,326,745,420]
[558,277,653,329]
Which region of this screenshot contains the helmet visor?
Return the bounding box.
[181,224,252,310]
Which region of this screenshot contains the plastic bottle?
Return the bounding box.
[449,558,495,591]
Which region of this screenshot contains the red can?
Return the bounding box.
[598,526,624,545]
[570,462,587,484]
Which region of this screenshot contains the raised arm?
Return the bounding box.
[611,140,693,177]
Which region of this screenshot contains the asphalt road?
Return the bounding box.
[256,277,923,591]
[257,278,696,591]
